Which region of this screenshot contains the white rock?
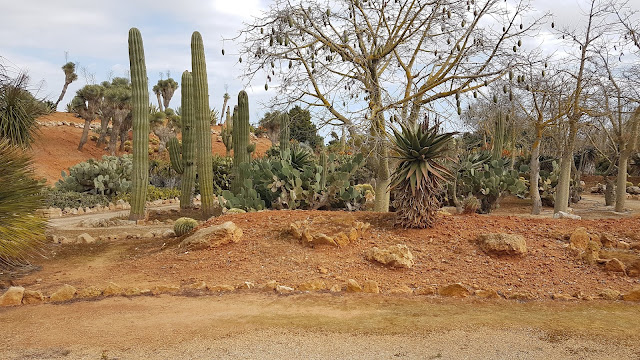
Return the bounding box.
[553,211,581,220]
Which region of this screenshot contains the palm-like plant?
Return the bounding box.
[0,140,45,268]
[0,72,46,148]
[54,62,78,108]
[390,122,456,228]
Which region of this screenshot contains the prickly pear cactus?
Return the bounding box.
[174,217,199,236]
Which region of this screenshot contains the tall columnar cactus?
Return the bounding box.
[191,31,215,217]
[279,112,290,156]
[319,150,328,190]
[231,91,251,194]
[492,111,505,160]
[221,106,233,157]
[179,71,197,209]
[128,28,149,221]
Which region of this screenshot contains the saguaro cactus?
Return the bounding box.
[191,31,215,217]
[221,106,233,157]
[279,112,290,156]
[128,28,149,221]
[231,91,251,194]
[179,71,197,209]
[167,137,184,174]
[319,150,328,190]
[492,111,505,160]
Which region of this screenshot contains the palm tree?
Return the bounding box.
[54,62,78,108]
[389,121,456,228]
[155,78,179,110]
[72,84,104,150]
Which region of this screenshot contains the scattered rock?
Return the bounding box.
[297,279,327,292]
[142,232,155,238]
[415,286,437,296]
[622,286,640,301]
[180,221,243,250]
[103,282,124,297]
[362,280,380,294]
[582,241,601,265]
[617,241,631,250]
[329,284,342,293]
[553,211,581,220]
[346,279,363,293]
[0,286,25,306]
[208,284,235,292]
[76,233,96,244]
[275,285,295,294]
[262,280,278,291]
[439,283,471,298]
[290,216,370,248]
[225,208,246,214]
[569,227,590,250]
[365,244,414,269]
[552,293,575,301]
[21,290,44,305]
[627,261,640,277]
[124,288,143,296]
[475,289,500,299]
[627,186,640,195]
[630,242,640,251]
[151,285,180,295]
[604,258,626,273]
[76,286,103,298]
[388,285,413,295]
[185,281,208,290]
[506,292,534,301]
[599,289,621,300]
[476,233,527,256]
[49,284,76,302]
[317,267,328,274]
[238,282,255,290]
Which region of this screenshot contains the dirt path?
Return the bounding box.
[1,294,638,359]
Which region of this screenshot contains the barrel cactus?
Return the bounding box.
[174,217,199,236]
[461,195,480,214]
[191,31,215,217]
[128,28,149,221]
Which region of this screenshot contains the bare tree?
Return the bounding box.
[234,0,544,211]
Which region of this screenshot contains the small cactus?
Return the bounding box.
[462,195,481,214]
[174,217,199,236]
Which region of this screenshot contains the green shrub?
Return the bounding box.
[43,189,110,209]
[115,185,180,203]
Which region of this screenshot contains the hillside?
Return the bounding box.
[30,112,272,185]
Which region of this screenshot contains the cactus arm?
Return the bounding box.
[128,28,149,221]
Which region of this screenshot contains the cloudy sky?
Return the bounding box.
[1,0,637,125]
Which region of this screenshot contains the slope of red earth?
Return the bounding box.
[11,210,640,301]
[29,112,271,185]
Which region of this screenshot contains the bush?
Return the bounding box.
[114,185,180,203]
[43,189,110,209]
[56,155,132,195]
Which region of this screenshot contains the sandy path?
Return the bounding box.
[1,294,638,359]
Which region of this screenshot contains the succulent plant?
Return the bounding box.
[461,195,481,214]
[174,217,199,236]
[231,91,252,194]
[128,28,149,220]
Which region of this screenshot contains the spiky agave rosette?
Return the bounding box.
[389,122,455,228]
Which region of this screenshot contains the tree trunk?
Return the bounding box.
[108,109,126,155]
[529,128,543,215]
[156,93,164,112]
[604,177,616,206]
[554,121,578,213]
[77,119,92,151]
[615,152,630,212]
[54,81,71,108]
[97,116,110,146]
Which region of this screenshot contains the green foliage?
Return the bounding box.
[210,155,233,193]
[56,155,133,195]
[43,189,110,209]
[390,122,456,228]
[219,183,266,212]
[232,151,366,211]
[287,106,323,148]
[0,140,45,267]
[174,217,198,236]
[456,153,527,213]
[0,71,47,148]
[114,185,180,203]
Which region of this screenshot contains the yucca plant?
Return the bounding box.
[389,122,456,228]
[0,140,45,268]
[0,71,46,148]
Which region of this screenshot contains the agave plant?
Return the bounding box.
[390,122,456,228]
[0,140,45,268]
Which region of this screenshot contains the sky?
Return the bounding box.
[1,0,638,128]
